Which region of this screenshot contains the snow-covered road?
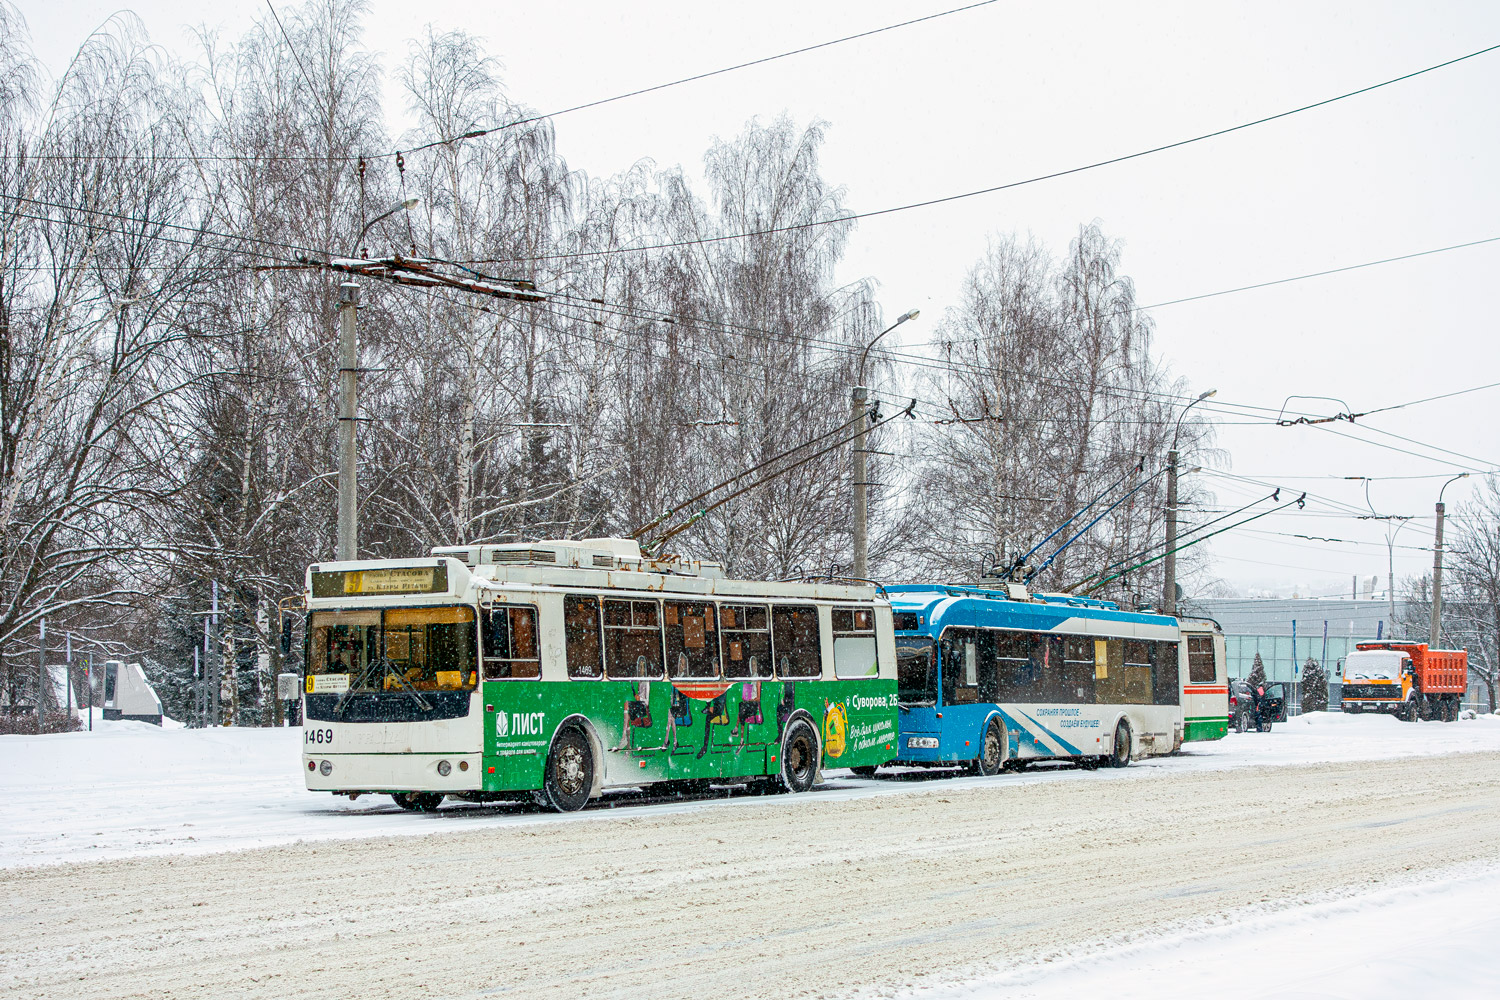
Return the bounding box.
[1,714,1498,999]
[3,711,1498,867]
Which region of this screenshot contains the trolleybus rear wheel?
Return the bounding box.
[391,791,443,812]
[849,765,880,778]
[778,718,820,793]
[1108,721,1132,768]
[972,720,1004,776]
[541,727,594,812]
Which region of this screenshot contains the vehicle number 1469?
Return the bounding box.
[305,728,334,745]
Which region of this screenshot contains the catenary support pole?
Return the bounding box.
[1431,500,1446,646]
[1163,448,1178,613]
[1163,389,1213,614]
[1431,473,1467,646]
[337,281,360,562]
[851,386,869,580]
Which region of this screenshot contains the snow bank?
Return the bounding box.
[916,863,1500,1000]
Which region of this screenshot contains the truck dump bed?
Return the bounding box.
[1353,642,1467,695]
[1413,648,1467,694]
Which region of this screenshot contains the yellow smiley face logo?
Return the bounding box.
[823,702,847,758]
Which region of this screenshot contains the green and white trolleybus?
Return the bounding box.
[301,538,899,811]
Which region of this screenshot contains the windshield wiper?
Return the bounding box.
[333,656,385,716]
[381,661,433,712]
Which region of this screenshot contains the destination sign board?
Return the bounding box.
[311,563,450,598]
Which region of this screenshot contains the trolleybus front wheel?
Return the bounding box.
[971,719,1004,776]
[540,727,594,812]
[777,718,820,793]
[1107,721,1132,768]
[391,791,444,812]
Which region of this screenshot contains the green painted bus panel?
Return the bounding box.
[481,677,897,792]
[1183,717,1227,742]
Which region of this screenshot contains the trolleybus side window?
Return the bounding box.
[1186,635,1216,683]
[482,604,540,680]
[1151,641,1180,705]
[564,595,603,679]
[664,600,718,678]
[1031,635,1072,703]
[605,599,666,679]
[992,630,1035,703]
[941,627,985,704]
[772,604,821,678]
[832,605,878,678]
[1061,635,1097,704]
[722,603,772,679]
[1096,639,1152,705]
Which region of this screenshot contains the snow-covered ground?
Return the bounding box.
[921,862,1500,1000]
[2,709,1497,868]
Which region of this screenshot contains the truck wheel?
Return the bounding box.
[971,720,1004,776]
[1108,721,1132,768]
[777,718,820,793]
[540,727,594,812]
[391,791,443,812]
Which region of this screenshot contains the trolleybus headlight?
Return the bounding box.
[319,760,333,777]
[308,760,316,772]
[458,760,469,772]
[437,759,452,777]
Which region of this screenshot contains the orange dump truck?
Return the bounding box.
[1340,641,1467,722]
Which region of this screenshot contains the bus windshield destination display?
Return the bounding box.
[311,564,449,598]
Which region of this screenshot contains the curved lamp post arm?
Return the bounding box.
[856,308,920,386]
[355,198,419,253]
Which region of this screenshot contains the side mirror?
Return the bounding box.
[280,616,294,656]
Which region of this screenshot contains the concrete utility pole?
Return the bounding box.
[851,386,871,580]
[1163,389,1216,615]
[1431,473,1469,647]
[337,281,360,561]
[852,309,918,581]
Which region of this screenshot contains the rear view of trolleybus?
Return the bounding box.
[300,538,899,811]
[885,585,1226,773]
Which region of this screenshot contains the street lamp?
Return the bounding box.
[1163,389,1216,614]
[852,308,919,580]
[1430,472,1469,646]
[355,198,419,256]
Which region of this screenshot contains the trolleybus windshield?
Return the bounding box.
[307,606,477,694]
[896,635,937,706]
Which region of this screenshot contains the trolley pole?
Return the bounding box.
[851,385,870,581]
[337,281,360,562]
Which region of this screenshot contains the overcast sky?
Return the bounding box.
[18,0,1500,598]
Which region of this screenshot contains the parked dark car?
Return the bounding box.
[1228,679,1282,733]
